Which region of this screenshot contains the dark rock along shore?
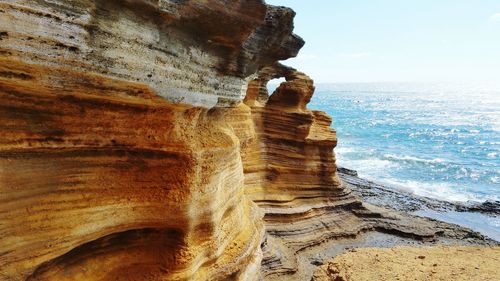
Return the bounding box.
[338,166,500,241]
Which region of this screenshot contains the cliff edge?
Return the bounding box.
[0,1,302,280]
[0,1,495,281]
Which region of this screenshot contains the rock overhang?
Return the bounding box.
[0,0,304,108]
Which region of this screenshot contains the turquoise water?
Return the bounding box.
[309,82,500,203]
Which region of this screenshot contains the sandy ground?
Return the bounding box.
[312,246,500,281]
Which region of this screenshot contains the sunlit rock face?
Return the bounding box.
[237,64,475,281]
[242,63,342,203]
[0,1,478,281]
[0,1,302,280]
[0,0,303,108]
[239,64,357,279]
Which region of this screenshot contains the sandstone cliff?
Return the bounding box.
[0,1,302,280]
[234,63,492,280]
[0,1,493,281]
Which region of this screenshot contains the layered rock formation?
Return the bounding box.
[0,1,494,281]
[0,0,302,107]
[230,63,494,281]
[242,63,342,202]
[0,0,302,280]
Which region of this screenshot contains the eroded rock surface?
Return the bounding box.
[239,64,495,281]
[0,1,495,281]
[0,1,301,280]
[0,0,303,108]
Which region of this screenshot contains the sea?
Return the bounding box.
[304,82,500,240]
[308,82,499,204]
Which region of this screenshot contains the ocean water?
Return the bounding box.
[308,82,500,203]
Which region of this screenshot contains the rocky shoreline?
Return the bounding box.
[338,166,500,242]
[302,168,500,281]
[260,167,499,280]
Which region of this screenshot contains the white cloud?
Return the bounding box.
[339,52,372,59]
[490,13,500,22]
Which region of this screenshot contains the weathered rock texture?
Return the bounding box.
[0,0,303,108]
[0,0,302,280]
[312,246,500,281]
[238,64,495,281]
[241,63,341,202]
[0,1,495,281]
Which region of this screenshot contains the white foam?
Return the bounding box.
[369,177,493,203]
[487,152,498,159]
[382,154,445,164]
[348,158,398,172]
[491,176,499,184]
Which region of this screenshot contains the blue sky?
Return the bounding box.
[266,0,500,83]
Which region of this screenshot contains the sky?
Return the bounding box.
[266,0,500,83]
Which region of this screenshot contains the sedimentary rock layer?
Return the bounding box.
[0,63,266,280]
[1,1,495,281]
[239,64,494,281]
[0,1,303,280]
[241,63,342,201]
[0,0,303,107]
